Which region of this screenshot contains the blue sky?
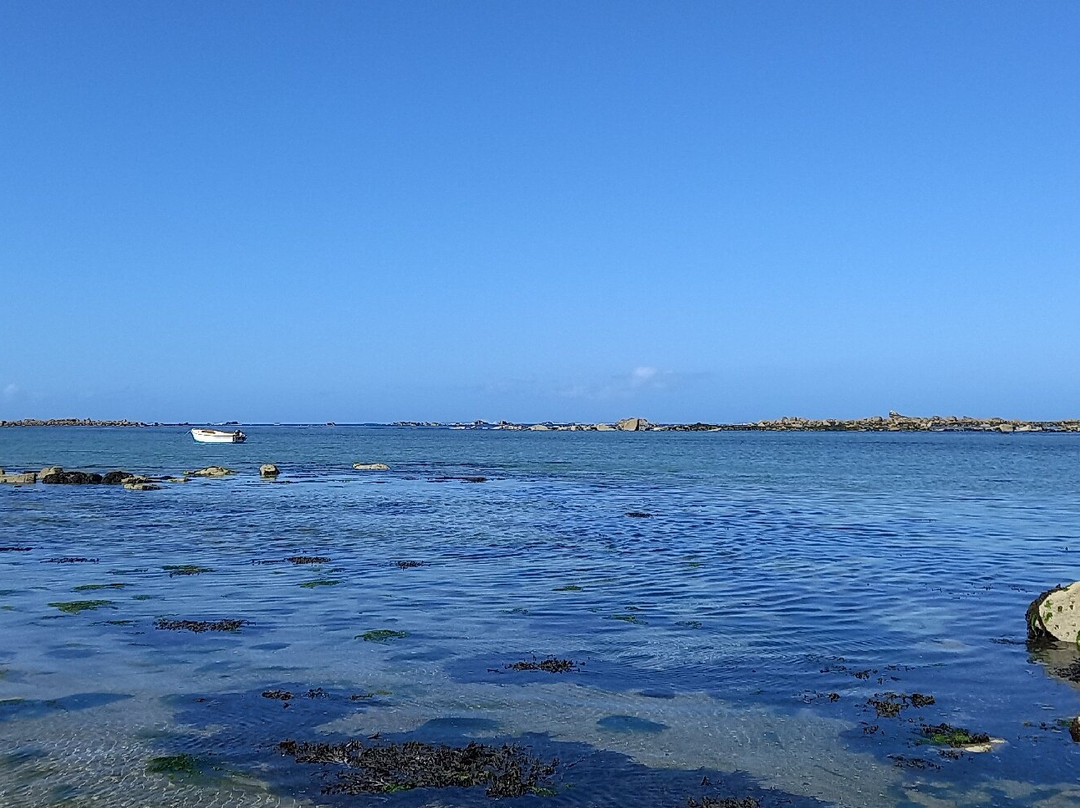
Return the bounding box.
[2,2,1077,423]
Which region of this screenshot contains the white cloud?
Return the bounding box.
[3,383,20,400]
[630,366,658,387]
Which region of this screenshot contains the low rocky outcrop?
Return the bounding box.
[616,417,650,431]
[1,418,148,427]
[102,471,134,485]
[0,471,36,484]
[41,470,103,484]
[123,477,161,491]
[353,463,389,471]
[260,464,280,477]
[188,466,234,478]
[1028,583,1080,643]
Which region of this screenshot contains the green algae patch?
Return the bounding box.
[132,593,158,601]
[360,629,408,643]
[278,738,558,797]
[919,723,991,748]
[163,565,213,577]
[607,613,648,625]
[146,753,204,777]
[74,583,127,592]
[553,584,581,591]
[300,579,341,588]
[49,600,114,615]
[286,556,331,565]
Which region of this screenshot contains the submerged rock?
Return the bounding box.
[260,463,280,477]
[1028,582,1080,643]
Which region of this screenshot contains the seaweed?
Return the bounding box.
[919,723,991,748]
[73,583,127,592]
[278,737,558,797]
[507,657,581,673]
[395,560,426,570]
[146,753,203,777]
[286,556,331,564]
[49,600,114,614]
[154,618,248,633]
[163,565,213,576]
[44,557,99,563]
[0,547,32,552]
[360,629,408,643]
[299,579,341,588]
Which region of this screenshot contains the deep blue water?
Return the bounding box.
[2,426,1080,807]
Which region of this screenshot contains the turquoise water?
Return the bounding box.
[2,426,1080,807]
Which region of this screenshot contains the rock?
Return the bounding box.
[997,423,1015,433]
[595,423,615,431]
[0,472,37,485]
[1070,717,1080,743]
[1027,582,1080,642]
[260,464,281,477]
[528,424,550,431]
[102,471,134,485]
[39,466,62,479]
[616,417,650,431]
[188,466,234,478]
[352,463,389,471]
[123,477,161,491]
[41,470,103,484]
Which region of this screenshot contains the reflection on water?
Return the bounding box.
[3,427,1080,806]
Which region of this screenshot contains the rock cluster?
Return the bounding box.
[0,466,161,490]
[353,463,390,471]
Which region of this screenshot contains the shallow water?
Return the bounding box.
[3,426,1080,807]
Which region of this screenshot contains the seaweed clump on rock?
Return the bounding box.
[507,657,581,673]
[278,738,558,797]
[155,618,248,633]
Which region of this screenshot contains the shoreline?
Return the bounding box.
[4,412,1080,433]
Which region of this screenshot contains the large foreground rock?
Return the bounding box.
[1028,582,1080,642]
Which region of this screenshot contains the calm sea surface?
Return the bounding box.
[3,427,1080,807]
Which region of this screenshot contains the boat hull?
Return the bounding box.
[191,428,246,444]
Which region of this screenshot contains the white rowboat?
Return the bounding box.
[191,428,246,444]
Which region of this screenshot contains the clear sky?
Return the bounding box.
[2,2,1077,424]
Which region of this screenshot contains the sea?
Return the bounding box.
[2,426,1080,807]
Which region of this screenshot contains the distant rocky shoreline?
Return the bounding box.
[397,412,1080,433]
[4,412,1080,433]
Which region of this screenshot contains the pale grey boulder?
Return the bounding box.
[1028,582,1080,643]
